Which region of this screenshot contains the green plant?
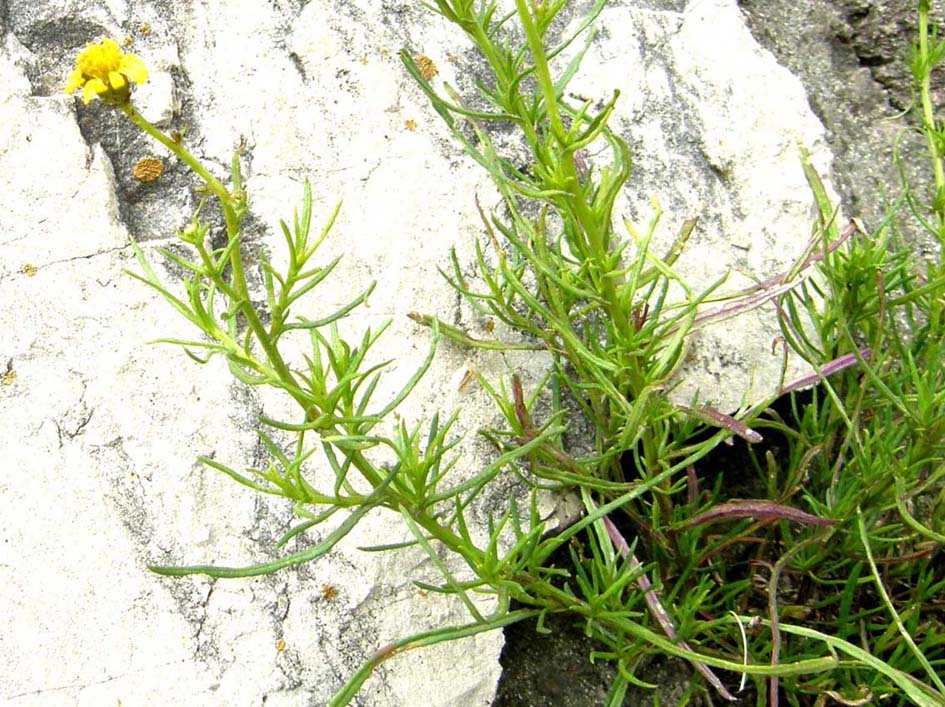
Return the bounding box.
[66,2,945,705]
[729,2,945,702]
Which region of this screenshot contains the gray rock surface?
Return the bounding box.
[739,0,943,260]
[0,0,861,705]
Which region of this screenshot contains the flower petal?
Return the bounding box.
[83,78,106,104]
[99,39,123,63]
[108,71,127,91]
[120,54,149,85]
[64,68,85,94]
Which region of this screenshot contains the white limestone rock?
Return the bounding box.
[1,1,836,705]
[570,0,835,408]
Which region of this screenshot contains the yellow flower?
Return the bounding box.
[65,39,148,106]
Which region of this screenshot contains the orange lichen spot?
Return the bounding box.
[405,119,417,131]
[2,370,16,386]
[123,36,134,47]
[139,23,152,35]
[133,156,164,182]
[20,263,38,277]
[417,54,437,80]
[360,56,369,65]
[321,584,338,601]
[276,639,286,652]
[484,319,495,334]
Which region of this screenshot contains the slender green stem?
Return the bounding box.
[513,1,630,343]
[122,105,308,407]
[917,7,945,240]
[514,0,567,143]
[121,105,231,203]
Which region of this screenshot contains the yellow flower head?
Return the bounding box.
[65,39,148,106]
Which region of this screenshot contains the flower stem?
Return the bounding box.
[121,105,230,203]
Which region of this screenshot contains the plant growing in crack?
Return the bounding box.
[66,1,945,705]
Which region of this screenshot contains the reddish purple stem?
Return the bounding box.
[693,221,859,329]
[677,404,763,444]
[602,515,738,701]
[779,348,872,395]
[681,500,837,530]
